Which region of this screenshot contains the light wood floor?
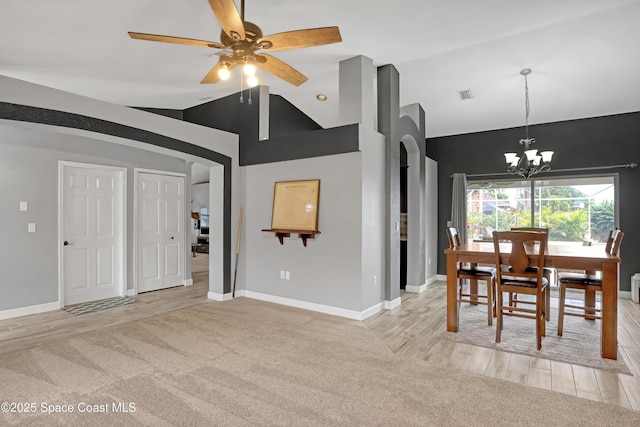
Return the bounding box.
[1,270,639,412]
[364,282,640,412]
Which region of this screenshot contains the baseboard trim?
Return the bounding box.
[0,301,60,321]
[126,289,136,297]
[384,297,401,310]
[619,291,631,300]
[184,278,193,287]
[436,274,447,282]
[405,283,427,293]
[207,292,233,302]
[237,290,382,320]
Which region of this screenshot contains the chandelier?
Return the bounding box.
[504,68,554,179]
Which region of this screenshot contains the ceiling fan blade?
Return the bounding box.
[128,32,225,49]
[257,27,342,52]
[208,0,245,40]
[256,53,308,86]
[201,59,236,84]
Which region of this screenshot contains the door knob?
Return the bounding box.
[64,241,70,246]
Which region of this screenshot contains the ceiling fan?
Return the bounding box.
[128,0,342,86]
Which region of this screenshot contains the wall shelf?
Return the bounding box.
[262,229,321,247]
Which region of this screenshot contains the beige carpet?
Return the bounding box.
[445,290,632,375]
[1,297,638,426]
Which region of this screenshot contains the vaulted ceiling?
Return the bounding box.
[2,0,639,138]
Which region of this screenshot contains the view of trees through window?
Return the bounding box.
[467,176,616,244]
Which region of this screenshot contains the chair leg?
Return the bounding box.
[495,285,503,343]
[486,278,493,326]
[545,285,551,321]
[557,284,566,336]
[585,289,597,320]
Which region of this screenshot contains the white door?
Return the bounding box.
[137,172,185,293]
[62,164,124,305]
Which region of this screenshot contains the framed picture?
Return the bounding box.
[271,179,320,231]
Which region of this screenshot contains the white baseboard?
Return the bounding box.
[184,278,193,286]
[0,301,60,321]
[207,291,233,302]
[126,289,136,297]
[384,297,401,310]
[405,283,427,293]
[436,274,447,282]
[237,290,382,320]
[425,275,438,285]
[619,291,631,300]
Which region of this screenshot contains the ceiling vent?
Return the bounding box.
[457,89,474,100]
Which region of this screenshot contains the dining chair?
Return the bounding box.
[509,227,553,320]
[446,226,497,325]
[557,229,624,336]
[493,230,549,350]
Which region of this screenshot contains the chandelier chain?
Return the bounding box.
[524,73,530,140]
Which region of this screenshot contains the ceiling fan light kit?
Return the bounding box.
[128,0,342,88]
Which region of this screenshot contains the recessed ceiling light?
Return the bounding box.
[316,94,327,101]
[457,89,474,100]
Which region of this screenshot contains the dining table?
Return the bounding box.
[445,240,622,359]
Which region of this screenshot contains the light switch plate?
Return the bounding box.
[28,223,36,233]
[20,201,28,211]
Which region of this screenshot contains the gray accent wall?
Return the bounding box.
[427,112,640,291]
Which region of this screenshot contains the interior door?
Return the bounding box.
[137,172,185,293]
[62,164,124,305]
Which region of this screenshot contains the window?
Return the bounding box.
[467,176,616,244]
[199,208,209,235]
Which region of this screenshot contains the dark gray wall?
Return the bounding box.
[426,111,640,291]
[183,90,359,166]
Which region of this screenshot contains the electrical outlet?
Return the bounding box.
[373,275,377,286]
[285,271,290,280]
[280,270,285,279]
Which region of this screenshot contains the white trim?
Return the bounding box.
[405,283,427,293]
[0,301,60,321]
[58,161,127,306]
[237,290,379,320]
[425,275,438,285]
[619,291,631,300]
[126,289,136,297]
[360,302,384,320]
[436,274,447,282]
[184,278,193,286]
[208,291,233,301]
[384,297,402,310]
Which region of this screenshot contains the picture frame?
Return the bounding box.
[271,179,320,231]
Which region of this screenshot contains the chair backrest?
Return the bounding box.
[511,226,549,234]
[608,230,624,256]
[493,230,548,283]
[446,226,462,249]
[604,229,624,255]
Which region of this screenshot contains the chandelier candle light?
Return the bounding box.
[504,68,554,179]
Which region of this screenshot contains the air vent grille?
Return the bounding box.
[457,89,474,100]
